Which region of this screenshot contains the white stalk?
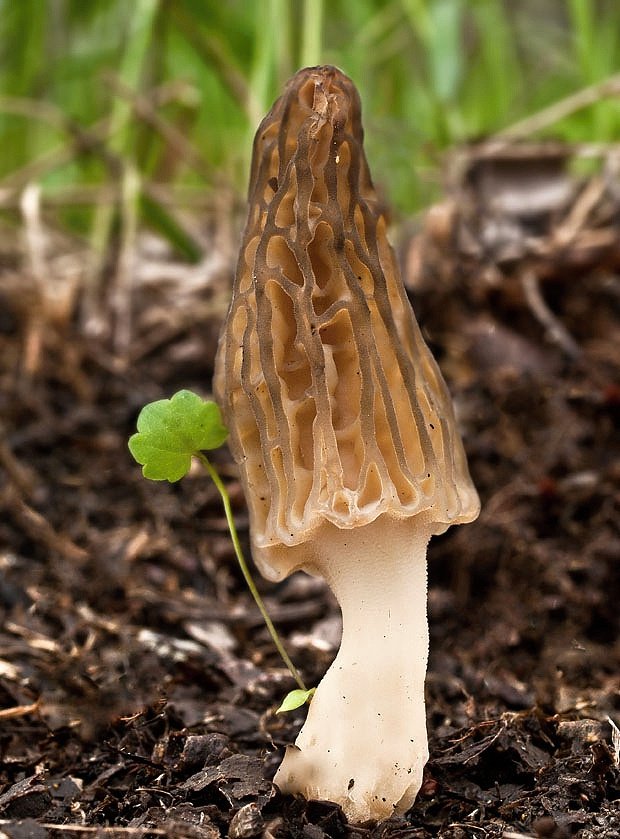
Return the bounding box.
[273,514,433,823]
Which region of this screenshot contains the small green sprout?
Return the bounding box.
[276,687,316,715]
[129,389,312,710]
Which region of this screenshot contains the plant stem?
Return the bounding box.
[196,451,307,692]
[301,0,324,68]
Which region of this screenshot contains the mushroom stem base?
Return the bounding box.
[273,514,433,823]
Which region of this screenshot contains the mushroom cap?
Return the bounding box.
[214,66,479,578]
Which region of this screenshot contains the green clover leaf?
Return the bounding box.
[128,390,228,482]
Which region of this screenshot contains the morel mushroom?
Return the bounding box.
[214,65,479,823]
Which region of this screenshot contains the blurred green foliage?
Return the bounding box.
[2,0,620,246]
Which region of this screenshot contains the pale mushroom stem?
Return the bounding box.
[273,514,435,823]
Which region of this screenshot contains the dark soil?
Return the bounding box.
[1,145,619,838]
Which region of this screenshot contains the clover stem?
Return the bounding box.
[196,452,307,692]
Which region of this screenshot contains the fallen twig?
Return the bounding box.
[520,269,581,359]
[0,485,89,563]
[0,698,40,720]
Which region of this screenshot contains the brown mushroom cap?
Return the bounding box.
[214,65,479,578]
